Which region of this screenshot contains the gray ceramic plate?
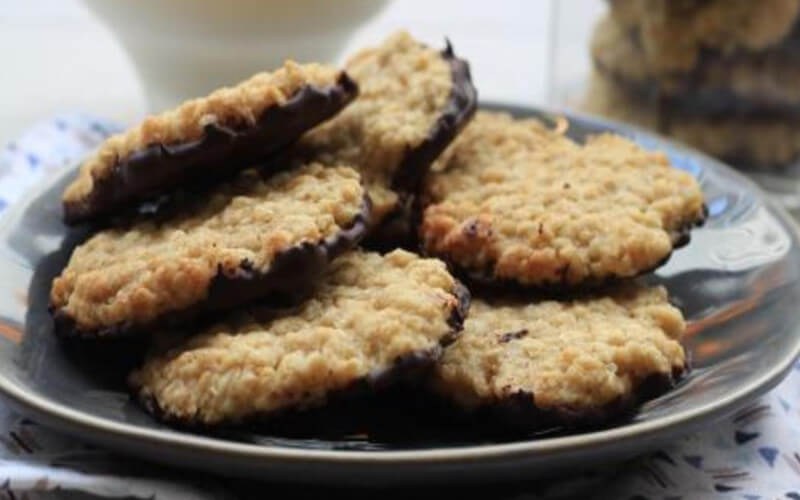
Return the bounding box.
[0,104,798,486]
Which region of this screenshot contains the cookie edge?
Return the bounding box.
[63,73,359,225]
[51,195,372,339]
[131,281,471,430]
[390,40,478,196]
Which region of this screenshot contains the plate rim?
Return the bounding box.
[1,103,799,467]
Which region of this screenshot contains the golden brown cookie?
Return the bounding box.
[62,61,357,224]
[298,31,477,231]
[420,111,706,289]
[129,250,470,427]
[433,284,687,430]
[51,163,369,338]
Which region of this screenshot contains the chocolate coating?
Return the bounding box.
[361,41,477,250]
[359,203,418,252]
[444,281,471,344]
[51,196,371,340]
[391,41,478,196]
[63,74,358,225]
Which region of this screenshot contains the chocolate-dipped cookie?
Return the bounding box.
[609,0,800,74]
[419,111,706,289]
[592,13,800,117]
[51,163,369,339]
[62,61,357,224]
[433,284,687,431]
[298,31,477,234]
[129,250,470,428]
[584,72,800,169]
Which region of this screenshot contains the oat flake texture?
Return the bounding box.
[298,31,456,225]
[130,250,467,426]
[434,285,686,425]
[51,163,366,336]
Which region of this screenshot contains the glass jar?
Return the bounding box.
[550,0,800,215]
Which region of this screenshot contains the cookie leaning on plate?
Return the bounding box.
[62,61,358,225]
[433,284,687,431]
[298,30,477,231]
[50,163,370,339]
[420,111,706,289]
[129,250,470,428]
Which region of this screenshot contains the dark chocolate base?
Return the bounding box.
[445,281,471,344]
[359,197,419,253]
[51,196,372,340]
[462,363,689,434]
[362,39,477,247]
[133,282,470,433]
[63,73,358,225]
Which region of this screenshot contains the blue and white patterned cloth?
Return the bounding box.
[1,114,799,500]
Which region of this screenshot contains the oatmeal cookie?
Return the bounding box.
[298,31,477,229]
[584,72,800,169]
[420,111,706,289]
[51,163,369,338]
[433,285,687,430]
[609,0,800,74]
[129,250,470,427]
[592,14,800,115]
[62,61,357,224]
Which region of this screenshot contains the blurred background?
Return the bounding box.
[0,0,558,145]
[4,0,800,212]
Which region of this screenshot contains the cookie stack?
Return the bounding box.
[586,0,800,170]
[422,111,704,429]
[50,31,706,435]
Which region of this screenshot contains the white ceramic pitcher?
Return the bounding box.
[82,0,390,110]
